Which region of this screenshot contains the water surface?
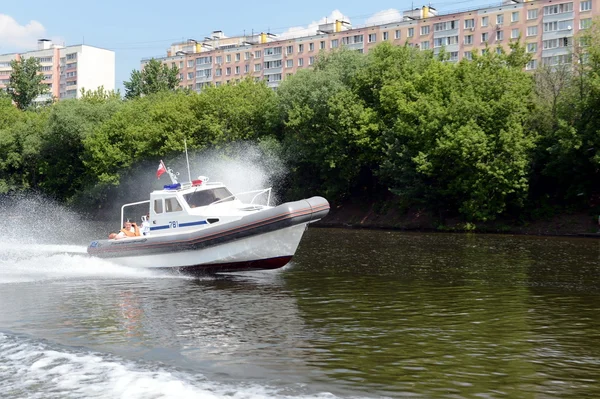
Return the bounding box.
[1,228,599,398]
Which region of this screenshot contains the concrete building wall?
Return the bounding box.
[0,40,115,102]
[145,0,599,91]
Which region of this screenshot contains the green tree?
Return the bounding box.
[277,49,381,201]
[7,57,49,110]
[377,44,537,221]
[123,59,179,99]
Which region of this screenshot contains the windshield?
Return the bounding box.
[184,187,235,208]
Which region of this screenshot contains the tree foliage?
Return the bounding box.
[7,57,49,110]
[5,30,600,225]
[123,59,179,99]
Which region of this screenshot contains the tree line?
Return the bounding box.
[2,27,600,225]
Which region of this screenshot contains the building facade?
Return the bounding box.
[143,0,598,90]
[0,39,115,101]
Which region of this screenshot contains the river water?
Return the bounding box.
[1,227,600,398]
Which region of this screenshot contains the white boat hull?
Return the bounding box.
[88,196,329,274]
[103,223,307,272]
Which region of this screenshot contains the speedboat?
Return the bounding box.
[87,163,329,274]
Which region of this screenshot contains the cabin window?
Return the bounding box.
[165,197,183,212]
[184,187,235,208]
[154,199,163,214]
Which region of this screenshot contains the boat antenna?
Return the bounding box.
[184,138,192,183]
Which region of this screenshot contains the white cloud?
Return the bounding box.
[365,9,403,26]
[0,14,46,51]
[279,10,351,39]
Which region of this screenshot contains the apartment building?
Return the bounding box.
[0,39,115,101]
[142,0,598,90]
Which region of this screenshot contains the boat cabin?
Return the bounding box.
[120,177,272,235]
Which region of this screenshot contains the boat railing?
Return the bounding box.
[209,188,272,207]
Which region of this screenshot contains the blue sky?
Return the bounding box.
[1,0,494,93]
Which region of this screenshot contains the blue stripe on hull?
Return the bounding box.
[150,220,207,231]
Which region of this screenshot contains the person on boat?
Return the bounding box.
[115,220,141,239]
[141,214,150,236]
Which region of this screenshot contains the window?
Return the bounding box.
[245,52,251,60]
[408,28,414,37]
[497,14,504,25]
[226,55,231,63]
[245,64,249,73]
[331,39,339,48]
[526,59,537,70]
[464,34,473,45]
[543,37,572,49]
[496,30,504,41]
[527,26,538,36]
[179,73,183,81]
[482,32,489,42]
[580,18,592,29]
[543,20,573,32]
[309,56,315,65]
[464,51,472,60]
[434,21,457,31]
[383,31,389,40]
[298,43,304,52]
[254,50,261,58]
[512,12,519,22]
[187,72,193,79]
[226,67,231,75]
[154,199,163,214]
[511,28,520,39]
[420,25,430,35]
[165,197,182,213]
[187,59,194,67]
[581,0,592,11]
[482,16,489,27]
[197,56,212,65]
[527,42,537,52]
[320,41,325,49]
[542,54,572,66]
[179,61,183,69]
[298,58,304,66]
[266,73,282,82]
[264,47,282,55]
[449,52,459,61]
[368,33,376,42]
[216,56,222,64]
[395,30,401,39]
[286,59,293,68]
[264,60,282,69]
[544,2,574,15]
[420,41,430,50]
[309,42,314,51]
[235,53,240,61]
[527,9,538,19]
[465,19,475,29]
[254,63,261,72]
[235,66,240,75]
[66,53,76,60]
[215,68,222,76]
[184,188,234,208]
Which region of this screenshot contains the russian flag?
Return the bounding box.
[156,160,167,179]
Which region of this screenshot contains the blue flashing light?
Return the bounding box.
[163,183,181,190]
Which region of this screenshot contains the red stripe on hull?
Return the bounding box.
[159,256,293,275]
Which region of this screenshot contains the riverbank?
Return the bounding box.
[317,197,600,237]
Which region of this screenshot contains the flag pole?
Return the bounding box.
[184,138,192,183]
